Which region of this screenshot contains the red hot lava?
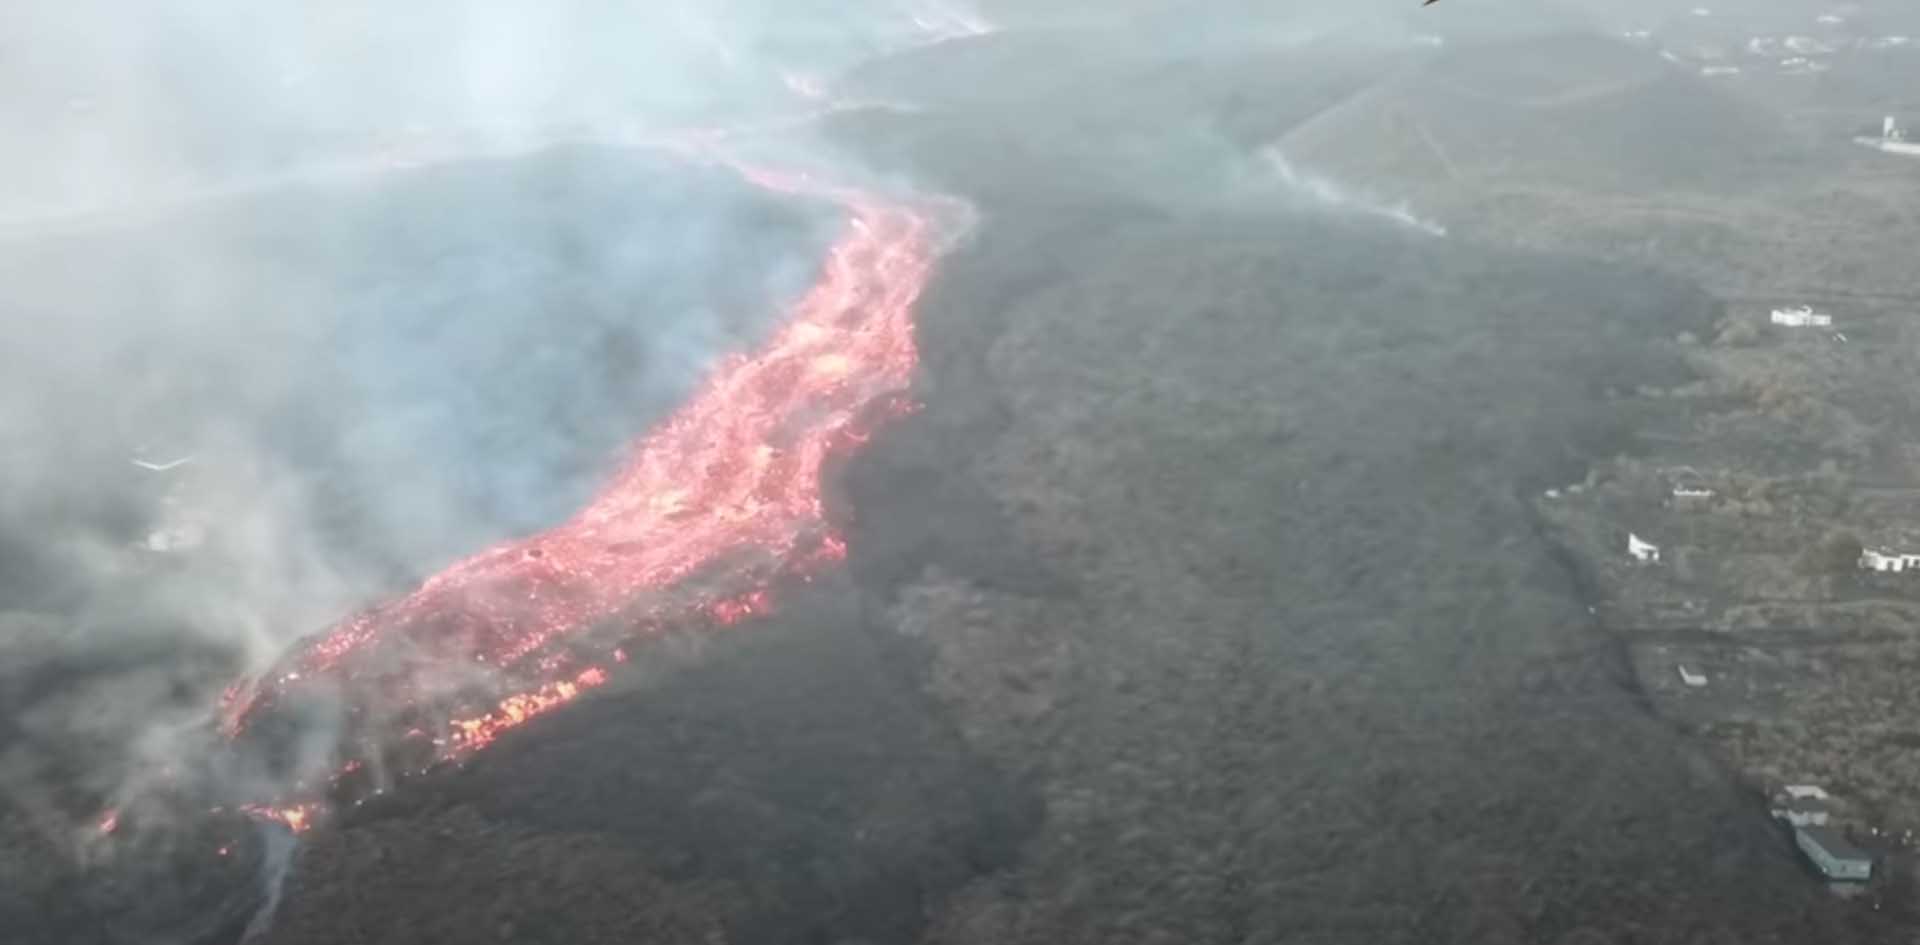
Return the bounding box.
[221,163,950,824]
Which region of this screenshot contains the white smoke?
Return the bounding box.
[0,0,992,939]
[1262,146,1448,237]
[240,827,299,943]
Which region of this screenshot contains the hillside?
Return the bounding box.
[1278,33,1799,202]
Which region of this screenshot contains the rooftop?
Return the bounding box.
[1798,825,1870,862]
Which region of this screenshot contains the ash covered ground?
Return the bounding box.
[6,1,1920,943]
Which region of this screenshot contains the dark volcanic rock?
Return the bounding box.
[858,195,1902,942]
[260,580,1039,945]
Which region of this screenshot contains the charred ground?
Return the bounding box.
[10,4,1920,945]
[268,24,1898,941]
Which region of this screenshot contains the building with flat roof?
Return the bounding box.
[1795,825,1872,881]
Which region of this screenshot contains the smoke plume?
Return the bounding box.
[0,1,988,939]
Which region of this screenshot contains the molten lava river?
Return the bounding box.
[220,159,952,832]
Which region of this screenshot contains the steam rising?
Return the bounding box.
[0,1,990,939]
[1262,147,1448,237]
[0,0,1528,940]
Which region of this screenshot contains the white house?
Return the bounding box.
[1783,784,1830,801]
[1795,825,1872,881]
[1860,549,1920,573]
[1770,305,1833,328]
[1856,118,1920,157]
[1677,665,1708,687]
[1672,485,1715,501]
[1629,533,1661,564]
[1771,794,1830,826]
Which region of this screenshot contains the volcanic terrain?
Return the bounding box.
[9,2,1920,944]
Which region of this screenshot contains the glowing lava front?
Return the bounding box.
[220,161,951,827]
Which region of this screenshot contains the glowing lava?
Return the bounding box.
[220,158,953,826]
[240,803,319,835]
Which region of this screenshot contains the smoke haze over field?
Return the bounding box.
[9,0,1920,942]
[0,0,989,919]
[1,0,1005,219]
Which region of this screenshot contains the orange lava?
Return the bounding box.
[221,156,950,832]
[273,183,927,680]
[241,803,319,835]
[443,666,610,754]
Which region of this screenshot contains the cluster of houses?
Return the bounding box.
[1613,479,1892,885]
[1769,785,1875,882]
[1562,275,1900,884]
[1628,481,1919,576]
[1624,7,1912,81]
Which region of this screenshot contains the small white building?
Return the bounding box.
[1771,305,1833,328]
[1628,533,1661,564]
[1772,793,1831,826]
[1672,485,1715,501]
[1856,117,1920,157]
[1795,825,1872,881]
[1677,665,1708,687]
[1860,548,1920,573]
[1783,784,1830,801]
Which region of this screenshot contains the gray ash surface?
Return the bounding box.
[9,7,1920,945]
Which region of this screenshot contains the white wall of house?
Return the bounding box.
[1860,549,1920,573]
[1771,307,1833,328]
[1628,533,1660,563]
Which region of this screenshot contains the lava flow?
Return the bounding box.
[220,161,951,825]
